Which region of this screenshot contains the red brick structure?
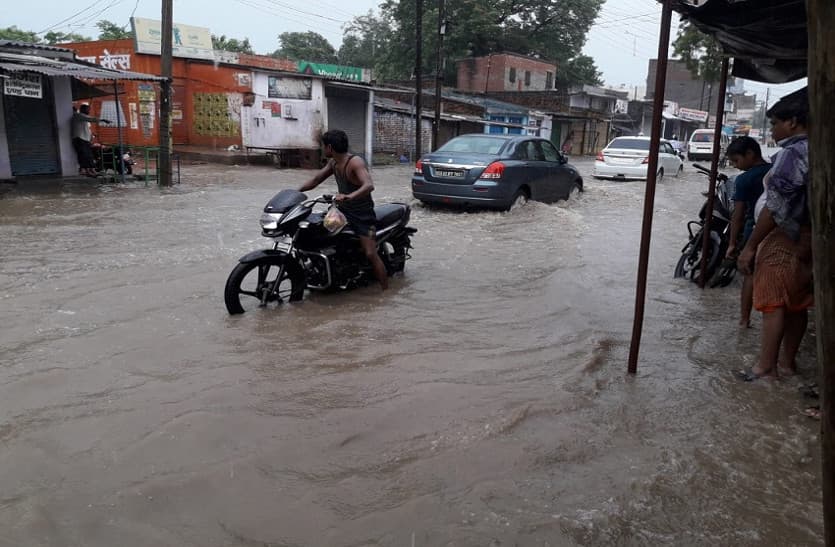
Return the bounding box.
[456,53,557,93]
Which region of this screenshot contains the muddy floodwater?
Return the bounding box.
[0,159,822,546]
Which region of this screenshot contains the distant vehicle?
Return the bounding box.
[411,134,583,210]
[687,129,730,163]
[593,136,684,181]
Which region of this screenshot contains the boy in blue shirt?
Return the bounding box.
[725,136,770,327]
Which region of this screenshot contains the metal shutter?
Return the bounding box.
[325,86,367,158]
[3,89,60,176]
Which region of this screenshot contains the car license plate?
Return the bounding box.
[609,157,633,165]
[435,169,464,178]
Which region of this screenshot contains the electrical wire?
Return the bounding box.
[37,0,108,34]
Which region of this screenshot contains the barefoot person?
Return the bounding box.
[298,130,388,290]
[724,136,769,327]
[736,88,812,380]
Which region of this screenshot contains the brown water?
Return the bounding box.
[0,160,822,546]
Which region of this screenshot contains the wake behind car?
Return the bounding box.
[412,134,583,210]
[593,136,684,181]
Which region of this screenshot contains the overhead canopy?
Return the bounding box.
[673,0,807,83]
[0,51,166,82]
[71,78,119,100]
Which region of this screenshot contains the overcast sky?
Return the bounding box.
[3,0,805,106]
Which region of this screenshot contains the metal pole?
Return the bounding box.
[415,0,423,160]
[627,0,673,374]
[697,57,730,288]
[159,0,173,186]
[761,87,770,145]
[113,81,125,183]
[432,0,445,151]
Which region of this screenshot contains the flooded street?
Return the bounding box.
[0,159,822,546]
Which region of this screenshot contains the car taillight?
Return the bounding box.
[480,161,505,179]
[596,151,604,161]
[642,157,649,164]
[414,159,423,175]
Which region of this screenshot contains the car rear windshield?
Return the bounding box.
[437,136,507,154]
[691,133,713,143]
[607,138,650,150]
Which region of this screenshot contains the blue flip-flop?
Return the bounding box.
[736,368,773,382]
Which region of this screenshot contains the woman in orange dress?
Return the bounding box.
[736,88,812,381]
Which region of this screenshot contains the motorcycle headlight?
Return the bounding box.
[260,212,283,230]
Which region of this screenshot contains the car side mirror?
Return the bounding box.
[559,153,568,164]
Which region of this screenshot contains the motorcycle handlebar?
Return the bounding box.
[692,163,729,182]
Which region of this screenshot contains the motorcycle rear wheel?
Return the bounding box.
[224,259,304,314]
[381,238,410,275]
[675,231,723,283]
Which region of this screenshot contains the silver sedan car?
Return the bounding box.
[593,136,684,181]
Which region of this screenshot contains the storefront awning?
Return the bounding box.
[0,52,166,81]
[673,0,807,83]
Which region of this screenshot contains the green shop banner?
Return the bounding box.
[297,61,371,83]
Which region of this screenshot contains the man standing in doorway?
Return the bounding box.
[72,104,109,176]
[298,129,388,290]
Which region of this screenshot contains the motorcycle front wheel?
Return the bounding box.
[224,258,304,314]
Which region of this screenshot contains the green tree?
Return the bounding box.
[96,20,133,40]
[212,34,254,54]
[274,31,337,63]
[672,20,724,83]
[338,11,394,74]
[557,54,603,87]
[364,0,604,85]
[43,31,92,44]
[0,26,41,43]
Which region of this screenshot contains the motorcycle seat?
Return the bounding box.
[374,203,408,227]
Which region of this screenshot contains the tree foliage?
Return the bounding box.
[44,31,92,44]
[0,26,41,43]
[672,20,724,83]
[558,54,603,87]
[274,31,337,63]
[348,0,604,84]
[96,20,133,40]
[212,34,254,54]
[0,26,90,45]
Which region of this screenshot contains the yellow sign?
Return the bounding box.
[131,17,214,60]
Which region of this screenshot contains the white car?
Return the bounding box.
[593,136,684,180]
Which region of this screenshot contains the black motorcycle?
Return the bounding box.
[674,163,737,287]
[93,144,134,175]
[224,190,416,314]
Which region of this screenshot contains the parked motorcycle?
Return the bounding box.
[224,190,416,314]
[92,143,134,175]
[674,163,737,287]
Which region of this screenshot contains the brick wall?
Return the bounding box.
[375,91,484,116]
[646,59,724,112]
[484,91,569,112]
[457,54,557,93]
[237,53,297,72]
[374,110,432,155]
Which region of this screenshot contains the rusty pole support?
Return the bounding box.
[627,0,673,374]
[807,2,835,542]
[698,57,730,288]
[415,0,423,160]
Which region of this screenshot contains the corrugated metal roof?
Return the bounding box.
[0,53,166,81]
[0,40,73,53]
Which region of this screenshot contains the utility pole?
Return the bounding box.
[807,2,835,543]
[159,0,173,185]
[414,0,423,160]
[431,0,445,151]
[760,87,770,145]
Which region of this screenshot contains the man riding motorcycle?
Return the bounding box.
[298,129,388,290]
